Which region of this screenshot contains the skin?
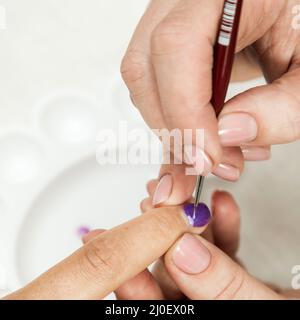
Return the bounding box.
[116,190,294,300]
[4,191,295,300]
[122,0,300,204]
[139,188,273,299]
[4,0,300,300]
[4,206,204,300]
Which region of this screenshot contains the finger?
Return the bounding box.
[121,0,178,129]
[115,269,165,300]
[141,187,208,300]
[151,147,243,207]
[82,230,106,244]
[152,165,196,206]
[151,0,224,172]
[140,197,154,213]
[150,0,280,172]
[140,199,213,300]
[165,234,281,300]
[212,147,244,182]
[219,69,300,147]
[151,222,215,301]
[146,179,158,196]
[200,226,214,244]
[141,191,213,300]
[7,206,210,300]
[282,290,300,299]
[140,193,183,300]
[242,146,271,161]
[211,191,240,258]
[82,230,164,300]
[123,0,199,187]
[152,259,184,300]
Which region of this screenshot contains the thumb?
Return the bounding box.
[164,234,282,300]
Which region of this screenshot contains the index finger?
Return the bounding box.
[6,205,210,300]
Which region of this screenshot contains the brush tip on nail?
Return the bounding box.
[183,203,211,228]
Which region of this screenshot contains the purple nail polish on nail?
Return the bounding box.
[183,203,211,227]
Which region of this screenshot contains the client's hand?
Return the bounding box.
[4,206,207,300]
[109,190,285,300]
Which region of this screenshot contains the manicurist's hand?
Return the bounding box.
[116,191,285,300]
[156,192,282,300]
[122,0,300,206]
[4,205,208,300]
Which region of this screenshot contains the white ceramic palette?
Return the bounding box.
[0,86,161,295]
[1,0,300,298]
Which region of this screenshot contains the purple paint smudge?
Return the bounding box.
[77,226,91,237]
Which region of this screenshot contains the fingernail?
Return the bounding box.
[242,147,271,161]
[152,174,173,206]
[213,163,240,181]
[183,203,211,228]
[184,145,213,176]
[218,113,258,146]
[172,234,211,274]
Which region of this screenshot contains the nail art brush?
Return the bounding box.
[194,0,243,208]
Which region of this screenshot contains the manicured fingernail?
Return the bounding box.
[184,145,213,176]
[183,203,211,228]
[172,234,211,274]
[218,113,258,146]
[242,147,271,161]
[152,174,173,206]
[213,163,240,181]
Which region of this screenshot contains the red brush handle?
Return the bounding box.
[211,0,243,116]
[193,1,243,207]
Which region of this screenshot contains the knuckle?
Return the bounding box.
[284,94,300,140]
[214,266,247,300]
[151,7,192,55]
[79,238,121,282]
[273,82,300,141]
[150,208,185,238]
